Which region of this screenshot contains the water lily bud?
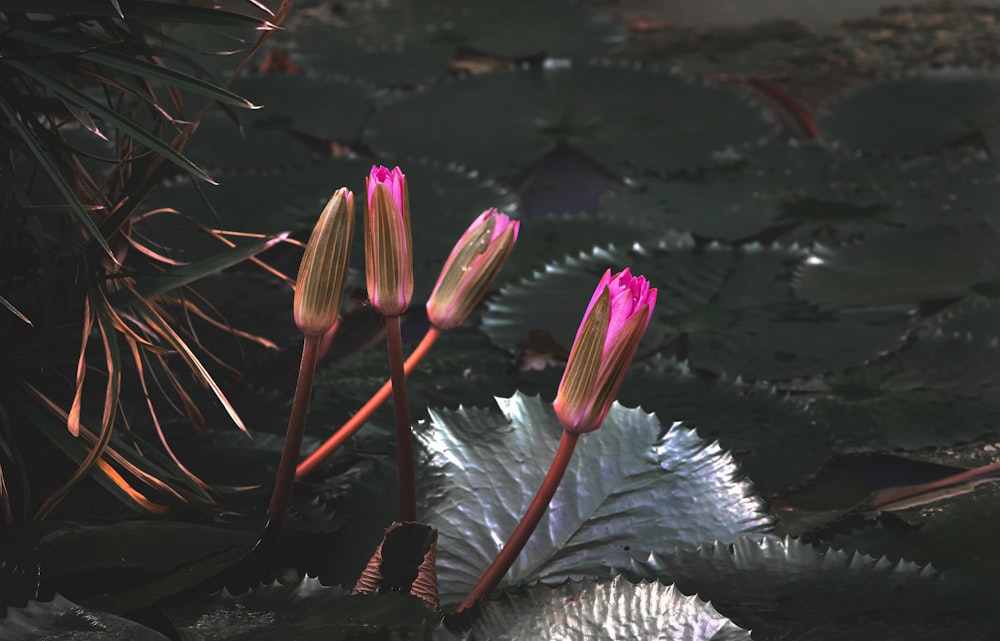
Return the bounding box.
[365,165,413,317]
[294,188,355,336]
[553,268,657,434]
[426,209,520,331]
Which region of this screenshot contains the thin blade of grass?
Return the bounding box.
[0,294,32,326]
[4,27,259,109]
[127,338,215,493]
[136,300,249,435]
[109,232,288,305]
[0,1,269,25]
[67,297,93,437]
[0,94,115,261]
[7,60,216,184]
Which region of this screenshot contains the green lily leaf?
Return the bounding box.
[365,63,771,177]
[619,357,828,495]
[820,69,1000,155]
[445,577,750,641]
[165,577,437,641]
[801,334,1000,452]
[794,221,1000,308]
[0,595,169,641]
[620,535,990,641]
[831,481,1000,586]
[0,294,32,326]
[483,241,912,380]
[417,393,770,607]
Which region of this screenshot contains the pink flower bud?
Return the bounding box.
[553,268,657,434]
[364,165,413,316]
[294,188,355,336]
[427,209,520,331]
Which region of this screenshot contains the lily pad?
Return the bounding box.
[365,63,771,178]
[618,357,828,495]
[483,241,912,380]
[794,221,1000,308]
[830,481,1000,585]
[803,334,1000,452]
[446,577,750,641]
[417,393,771,607]
[620,535,988,641]
[819,69,1000,155]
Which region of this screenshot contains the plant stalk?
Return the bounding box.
[864,459,1000,511]
[385,314,417,522]
[266,333,321,534]
[295,326,439,480]
[457,430,580,612]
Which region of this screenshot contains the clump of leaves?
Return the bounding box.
[0,1,290,521]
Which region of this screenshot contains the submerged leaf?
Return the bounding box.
[417,393,770,607]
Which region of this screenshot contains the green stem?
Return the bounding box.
[385,314,416,522]
[266,333,321,537]
[457,430,580,612]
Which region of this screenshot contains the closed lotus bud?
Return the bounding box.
[553,268,657,434]
[426,209,520,331]
[365,165,413,317]
[294,188,355,336]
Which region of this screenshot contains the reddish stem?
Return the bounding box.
[266,333,321,534]
[385,314,416,522]
[295,327,440,480]
[457,430,580,612]
[865,459,1000,511]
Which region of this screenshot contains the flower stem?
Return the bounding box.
[385,314,416,522]
[864,459,1000,511]
[295,326,440,480]
[457,430,580,612]
[266,333,321,535]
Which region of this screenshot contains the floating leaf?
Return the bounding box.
[621,535,989,640]
[446,577,750,641]
[165,577,436,641]
[365,63,771,177]
[831,481,1000,584]
[0,595,169,641]
[484,242,912,380]
[820,70,1000,155]
[794,221,1000,308]
[417,393,770,607]
[803,334,1000,452]
[619,357,828,495]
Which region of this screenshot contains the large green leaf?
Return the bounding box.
[618,357,828,495]
[794,221,1000,308]
[483,242,912,380]
[165,577,437,641]
[417,393,771,607]
[620,535,991,641]
[0,595,169,641]
[800,334,1000,452]
[364,64,771,178]
[820,70,1000,155]
[445,577,750,641]
[831,481,1000,586]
